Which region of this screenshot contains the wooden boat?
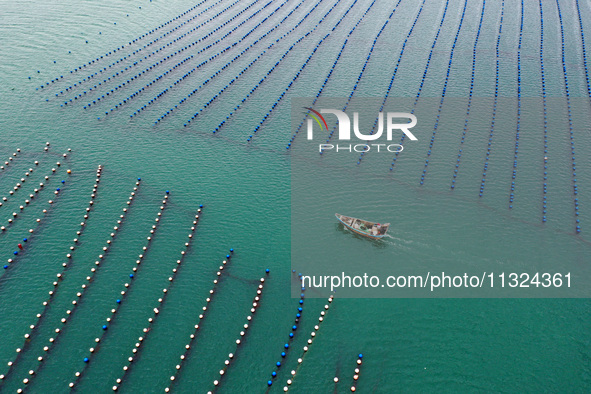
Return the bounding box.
[335,213,390,239]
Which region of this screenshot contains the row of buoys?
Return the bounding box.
[1,150,70,272]
[83,0,267,113]
[164,251,233,393]
[355,0,426,161]
[0,162,65,232]
[539,0,548,223]
[347,354,363,392]
[111,207,205,392]
[181,0,310,129]
[282,295,333,392]
[187,0,352,133]
[90,55,194,115]
[67,193,181,390]
[478,1,503,196]
[50,0,236,103]
[70,53,192,109]
[39,0,215,88]
[0,199,61,381]
[287,43,342,149]
[11,179,141,392]
[555,0,581,234]
[53,0,225,101]
[250,30,333,140]
[60,164,101,273]
[183,0,340,128]
[1,172,68,273]
[153,0,305,123]
[64,0,221,93]
[390,0,451,171]
[0,143,55,205]
[0,148,20,172]
[575,0,589,234]
[575,0,591,99]
[420,0,468,186]
[206,275,267,393]
[0,166,99,385]
[250,0,366,140]
[288,0,369,149]
[0,146,67,214]
[321,0,400,152]
[316,0,378,151]
[508,0,522,206]
[78,0,252,109]
[451,0,486,189]
[0,164,35,209]
[266,290,306,387]
[146,0,288,122]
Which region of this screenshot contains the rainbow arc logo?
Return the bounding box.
[304,107,328,131]
[303,106,418,153]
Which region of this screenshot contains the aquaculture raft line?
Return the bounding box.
[3,179,141,391]
[67,198,200,391]
[163,251,234,393]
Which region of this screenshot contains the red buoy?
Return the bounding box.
[18,244,23,250]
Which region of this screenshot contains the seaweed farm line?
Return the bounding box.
[0,144,339,392]
[36,0,591,235]
[2,0,591,391]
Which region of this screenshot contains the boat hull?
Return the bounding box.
[335,213,389,239]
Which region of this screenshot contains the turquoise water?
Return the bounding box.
[0,0,590,392]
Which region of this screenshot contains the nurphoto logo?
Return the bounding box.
[304,107,418,153]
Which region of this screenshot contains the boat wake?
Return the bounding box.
[383,234,413,244]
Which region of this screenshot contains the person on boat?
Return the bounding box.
[376,223,386,235]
